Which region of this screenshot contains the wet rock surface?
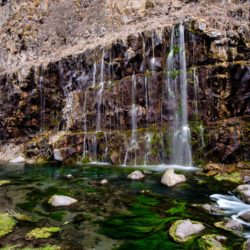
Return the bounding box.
[235,185,250,204]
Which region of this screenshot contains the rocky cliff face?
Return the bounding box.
[0,0,249,165]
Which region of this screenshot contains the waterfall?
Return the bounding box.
[92,62,96,87]
[144,133,152,166]
[167,24,192,166]
[83,91,88,158]
[193,68,205,148]
[123,73,138,166]
[39,76,45,131]
[93,51,105,162]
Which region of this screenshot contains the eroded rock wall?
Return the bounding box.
[0,0,249,165]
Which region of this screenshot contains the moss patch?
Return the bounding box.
[214,172,242,184]
[0,213,17,238]
[25,227,60,240]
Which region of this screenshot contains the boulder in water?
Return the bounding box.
[214,220,243,236]
[48,195,78,207]
[235,185,250,204]
[127,170,145,180]
[100,179,108,185]
[198,234,227,250]
[161,169,186,187]
[169,219,205,243]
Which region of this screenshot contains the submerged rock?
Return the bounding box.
[161,169,186,187]
[169,219,205,243]
[239,211,250,222]
[127,170,145,180]
[214,220,243,235]
[199,234,227,250]
[25,227,60,240]
[235,185,250,204]
[192,203,223,215]
[48,195,78,207]
[0,213,17,238]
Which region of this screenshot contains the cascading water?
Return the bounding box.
[39,76,45,131]
[167,24,192,167]
[83,91,88,158]
[92,62,96,88]
[123,73,138,166]
[193,68,205,148]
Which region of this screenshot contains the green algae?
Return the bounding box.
[100,195,177,239]
[214,172,242,184]
[25,227,60,240]
[0,213,17,238]
[166,201,188,217]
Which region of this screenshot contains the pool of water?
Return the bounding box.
[0,163,246,249]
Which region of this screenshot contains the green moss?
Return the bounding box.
[214,172,242,184]
[25,227,60,240]
[49,211,67,221]
[0,213,17,238]
[198,234,227,250]
[0,180,11,186]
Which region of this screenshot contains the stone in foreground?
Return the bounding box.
[25,227,60,240]
[161,169,186,187]
[127,170,145,180]
[235,185,250,204]
[169,219,205,243]
[48,195,78,207]
[0,213,17,238]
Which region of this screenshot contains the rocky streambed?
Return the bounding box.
[0,163,250,249]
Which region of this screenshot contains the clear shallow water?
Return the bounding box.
[0,164,246,249]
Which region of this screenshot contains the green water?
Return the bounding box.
[0,164,245,249]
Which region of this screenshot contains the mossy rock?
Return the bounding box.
[214,221,243,236]
[0,180,11,186]
[214,172,242,184]
[198,234,227,250]
[25,227,60,240]
[0,213,17,238]
[169,219,205,243]
[9,211,36,223]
